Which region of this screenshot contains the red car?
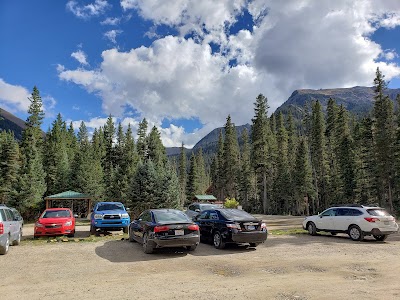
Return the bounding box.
[34,208,75,238]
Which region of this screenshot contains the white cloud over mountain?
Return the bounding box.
[59,0,400,147]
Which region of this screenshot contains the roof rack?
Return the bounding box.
[330,204,363,208]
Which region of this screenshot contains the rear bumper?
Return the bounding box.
[366,228,399,236]
[152,234,200,248]
[231,231,268,244]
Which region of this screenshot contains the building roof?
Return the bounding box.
[194,195,217,201]
[44,190,91,200]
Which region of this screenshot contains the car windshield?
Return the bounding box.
[220,209,257,221]
[153,210,191,224]
[97,203,124,211]
[199,204,218,211]
[367,209,391,217]
[42,210,71,218]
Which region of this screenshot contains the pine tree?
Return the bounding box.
[251,94,270,213]
[137,118,148,161]
[238,128,254,211]
[18,86,46,214]
[186,153,199,200]
[222,115,240,199]
[103,115,116,199]
[373,67,395,212]
[196,148,208,194]
[147,126,167,168]
[214,130,225,200]
[178,143,187,206]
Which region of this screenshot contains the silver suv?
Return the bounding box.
[0,204,23,255]
[303,205,399,241]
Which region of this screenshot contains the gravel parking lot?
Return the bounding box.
[1,216,399,300]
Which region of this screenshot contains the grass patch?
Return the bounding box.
[269,228,307,235]
[22,233,129,245]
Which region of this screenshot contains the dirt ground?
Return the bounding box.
[1,216,400,300]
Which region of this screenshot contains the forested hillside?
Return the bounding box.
[1,68,400,219]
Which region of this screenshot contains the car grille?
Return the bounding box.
[45,224,62,228]
[103,214,121,220]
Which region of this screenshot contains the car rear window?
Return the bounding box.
[367,209,391,217]
[199,204,218,211]
[220,209,257,221]
[0,209,5,221]
[42,210,71,218]
[153,210,191,223]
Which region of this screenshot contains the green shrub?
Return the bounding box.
[224,197,240,208]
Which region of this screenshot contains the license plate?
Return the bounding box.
[175,230,184,236]
[247,225,255,231]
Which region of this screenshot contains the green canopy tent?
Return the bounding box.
[44,191,92,218]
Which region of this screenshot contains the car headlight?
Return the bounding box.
[35,222,44,227]
[64,221,72,226]
[121,213,129,218]
[94,214,103,219]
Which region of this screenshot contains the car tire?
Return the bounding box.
[0,234,10,255]
[213,231,225,249]
[90,225,96,235]
[13,230,22,246]
[123,226,128,234]
[142,233,154,254]
[348,225,364,241]
[307,222,317,236]
[373,234,388,241]
[186,245,197,251]
[249,243,259,247]
[128,228,136,243]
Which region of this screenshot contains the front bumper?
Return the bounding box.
[152,233,200,248]
[34,226,74,236]
[93,219,130,229]
[231,231,268,244]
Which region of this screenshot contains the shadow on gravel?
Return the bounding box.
[265,232,400,248]
[96,240,256,262]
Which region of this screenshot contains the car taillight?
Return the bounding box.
[154,225,169,232]
[226,223,240,229]
[187,224,199,231]
[365,217,379,223]
[0,222,3,234]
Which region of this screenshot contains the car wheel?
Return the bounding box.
[128,228,136,243]
[142,233,154,254]
[0,234,10,255]
[123,226,128,234]
[373,234,388,241]
[213,231,225,249]
[348,225,364,241]
[307,222,317,236]
[249,243,259,247]
[186,245,197,251]
[90,225,96,235]
[13,230,22,246]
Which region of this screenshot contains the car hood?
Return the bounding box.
[38,217,73,224]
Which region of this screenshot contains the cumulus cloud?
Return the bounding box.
[66,0,110,19]
[71,50,89,65]
[0,79,31,113]
[60,0,400,146]
[101,17,120,25]
[104,30,122,44]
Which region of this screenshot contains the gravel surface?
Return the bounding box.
[1,217,399,300]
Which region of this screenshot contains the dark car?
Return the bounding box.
[194,208,268,249]
[129,209,200,254]
[184,203,220,219]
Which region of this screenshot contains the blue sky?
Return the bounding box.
[1,1,400,147]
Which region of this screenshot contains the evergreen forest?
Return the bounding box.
[1,68,400,219]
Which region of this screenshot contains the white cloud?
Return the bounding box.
[0,79,31,113]
[66,0,110,19]
[71,50,89,65]
[104,30,122,44]
[60,0,400,146]
[72,105,80,110]
[101,17,120,26]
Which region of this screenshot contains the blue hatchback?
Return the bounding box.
[90,202,130,234]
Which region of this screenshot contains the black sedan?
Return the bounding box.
[129,209,200,254]
[194,209,268,249]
